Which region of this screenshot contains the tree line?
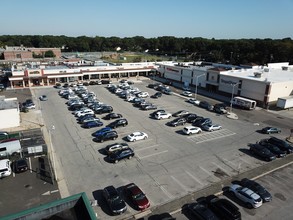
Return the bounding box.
[0,35,292,64]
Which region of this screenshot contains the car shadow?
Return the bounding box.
[92,189,113,215]
[175,130,186,135]
[98,148,107,156]
[148,212,175,220]
[122,136,129,142]
[181,203,197,220]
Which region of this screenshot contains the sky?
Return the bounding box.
[1,0,293,39]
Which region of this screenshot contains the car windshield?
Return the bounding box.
[133,192,145,200]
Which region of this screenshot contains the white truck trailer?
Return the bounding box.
[277,96,293,109]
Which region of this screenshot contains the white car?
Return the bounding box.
[0,159,12,177]
[137,92,149,98]
[187,98,200,105]
[74,107,89,115]
[229,184,263,208]
[155,112,172,120]
[127,132,148,142]
[183,126,202,135]
[76,109,94,118]
[181,91,193,97]
[202,124,222,132]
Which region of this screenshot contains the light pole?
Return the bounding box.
[230,82,240,113]
[48,125,57,181]
[194,73,206,99]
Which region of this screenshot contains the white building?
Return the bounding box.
[157,62,293,107]
[0,97,20,129]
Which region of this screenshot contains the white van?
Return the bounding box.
[0,159,12,178]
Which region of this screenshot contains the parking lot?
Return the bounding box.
[33,79,293,220]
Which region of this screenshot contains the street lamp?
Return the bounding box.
[48,125,57,181]
[230,82,240,113]
[194,73,206,99]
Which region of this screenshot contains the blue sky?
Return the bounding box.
[1,0,292,39]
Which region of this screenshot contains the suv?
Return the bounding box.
[213,103,228,114]
[95,105,113,114]
[0,159,12,178]
[241,178,272,202]
[95,131,118,143]
[208,197,241,220]
[108,119,128,128]
[108,148,135,163]
[155,112,172,120]
[103,185,127,215]
[267,137,293,154]
[229,184,263,208]
[13,158,28,173]
[183,126,202,135]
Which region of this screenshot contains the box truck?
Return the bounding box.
[276,96,293,109]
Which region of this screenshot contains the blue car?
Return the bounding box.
[83,121,103,128]
[92,127,112,137]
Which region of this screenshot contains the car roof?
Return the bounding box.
[125,183,142,194]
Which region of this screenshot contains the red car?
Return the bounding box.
[124,183,150,210]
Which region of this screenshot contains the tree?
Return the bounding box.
[44,50,56,57]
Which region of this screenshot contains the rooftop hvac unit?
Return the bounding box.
[254,72,262,78]
[264,68,269,72]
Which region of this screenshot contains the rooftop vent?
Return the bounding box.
[254,72,262,78]
[282,66,288,71]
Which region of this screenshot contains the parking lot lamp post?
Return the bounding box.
[48,125,57,181]
[194,73,206,99]
[230,82,240,113]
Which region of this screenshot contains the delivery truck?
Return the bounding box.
[276,96,293,109]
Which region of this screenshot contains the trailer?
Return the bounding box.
[276,96,293,109]
[0,140,21,157]
[232,96,256,110]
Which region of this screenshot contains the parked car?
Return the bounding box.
[193,118,212,127]
[155,112,172,120]
[127,132,148,142]
[229,184,263,208]
[207,196,241,220]
[261,127,281,134]
[0,159,12,177]
[168,118,187,127]
[108,119,128,128]
[92,127,112,137]
[103,113,123,120]
[82,120,103,128]
[94,130,118,143]
[182,126,202,135]
[172,110,189,117]
[213,103,227,114]
[202,124,222,132]
[258,141,286,158]
[241,178,272,202]
[150,109,166,118]
[181,91,193,97]
[39,95,48,101]
[76,109,94,118]
[124,183,150,210]
[23,102,36,109]
[266,137,293,154]
[13,158,28,173]
[199,101,214,111]
[151,92,162,98]
[141,104,157,110]
[249,144,276,161]
[105,143,129,155]
[107,148,135,163]
[137,92,149,98]
[80,117,100,124]
[187,202,219,220]
[187,98,200,105]
[95,105,113,114]
[103,185,127,215]
[183,113,199,123]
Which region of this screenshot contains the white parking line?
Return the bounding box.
[185,171,204,185]
[135,144,160,151]
[171,175,189,191]
[138,150,168,159]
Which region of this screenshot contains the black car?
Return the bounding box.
[187,202,219,220]
[107,148,135,163]
[108,119,128,128]
[172,110,189,117]
[103,113,123,120]
[68,104,84,111]
[151,92,162,98]
[95,105,113,114]
[267,137,293,154]
[150,109,166,118]
[13,158,28,173]
[183,114,199,123]
[95,131,118,143]
[193,118,212,127]
[259,141,286,158]
[168,118,187,127]
[101,79,112,84]
[213,103,228,114]
[208,197,241,220]
[141,104,157,110]
[103,185,127,215]
[261,127,281,134]
[241,178,272,202]
[199,101,213,111]
[249,144,277,161]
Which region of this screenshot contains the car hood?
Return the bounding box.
[135,196,150,207]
